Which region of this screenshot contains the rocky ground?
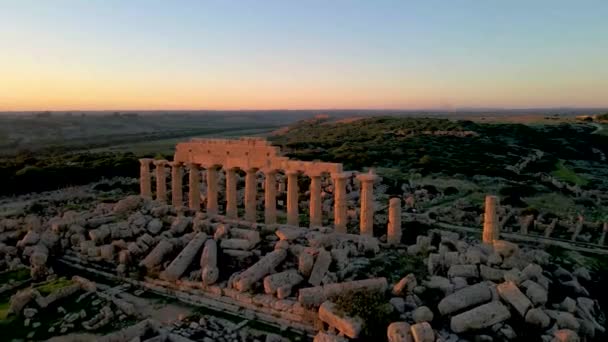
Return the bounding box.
[0,178,606,341]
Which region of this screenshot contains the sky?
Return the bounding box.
[1,1,607,111]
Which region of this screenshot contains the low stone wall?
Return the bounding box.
[56,256,317,336]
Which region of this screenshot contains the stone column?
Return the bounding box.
[206,166,219,216]
[387,197,402,245]
[309,173,322,227]
[225,168,238,219]
[286,170,299,226]
[188,163,201,211]
[153,160,168,203]
[139,159,153,199]
[357,171,377,236]
[169,161,183,207]
[332,173,349,233]
[482,195,499,244]
[264,170,277,225]
[245,168,257,222]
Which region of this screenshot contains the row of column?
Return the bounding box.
[140,159,378,234]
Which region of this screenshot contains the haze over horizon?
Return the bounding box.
[1,0,607,111]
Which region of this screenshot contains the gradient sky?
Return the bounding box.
[1,1,607,111]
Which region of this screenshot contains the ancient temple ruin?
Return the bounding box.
[139,137,385,239]
[5,137,604,342]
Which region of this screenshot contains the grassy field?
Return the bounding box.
[552,160,590,186]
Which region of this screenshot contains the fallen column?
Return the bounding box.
[161,233,207,281]
[451,301,511,333]
[263,269,303,298]
[233,249,287,292]
[140,240,175,271]
[200,239,219,285]
[308,248,331,286]
[298,277,387,306]
[387,197,402,245]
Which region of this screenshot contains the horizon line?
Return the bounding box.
[1,106,607,114]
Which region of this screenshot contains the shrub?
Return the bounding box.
[333,290,395,339]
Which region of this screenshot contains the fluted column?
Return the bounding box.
[357,171,377,236]
[188,163,201,211]
[332,173,349,233]
[225,168,238,219]
[206,166,219,216]
[264,170,277,225]
[139,158,153,199]
[309,173,322,227]
[482,195,499,244]
[286,170,299,226]
[244,168,257,222]
[169,161,183,207]
[153,160,168,203]
[387,197,402,245]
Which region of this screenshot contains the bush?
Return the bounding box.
[333,290,395,339]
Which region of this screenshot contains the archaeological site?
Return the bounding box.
[0,137,606,342]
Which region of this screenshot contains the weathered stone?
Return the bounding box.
[276,226,306,241]
[140,240,174,270]
[299,278,387,306]
[200,239,219,285]
[423,276,453,295]
[482,195,499,244]
[546,310,580,331]
[263,269,303,297]
[309,249,332,286]
[410,322,434,342]
[387,322,411,342]
[220,238,253,250]
[497,281,532,317]
[161,233,207,281]
[450,301,511,333]
[447,264,479,279]
[553,329,580,342]
[313,331,348,342]
[234,249,287,292]
[319,301,363,338]
[525,308,550,328]
[480,265,505,282]
[523,280,548,305]
[438,282,492,315]
[170,216,192,235]
[147,219,163,235]
[113,195,142,215]
[412,306,433,323]
[493,240,518,258]
[393,273,417,296]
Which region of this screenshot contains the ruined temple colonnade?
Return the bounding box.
[138,138,379,235]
